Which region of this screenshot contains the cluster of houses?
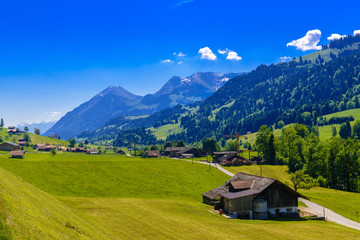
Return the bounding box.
[0,142,25,158]
[212,151,263,166]
[145,147,201,159]
[6,126,24,134]
[202,172,306,220]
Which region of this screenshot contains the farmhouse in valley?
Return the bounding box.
[0,142,20,151]
[212,151,237,163]
[11,150,25,159]
[87,149,98,154]
[145,150,160,158]
[6,126,23,134]
[202,172,306,219]
[163,147,197,158]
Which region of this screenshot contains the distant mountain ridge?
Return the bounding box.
[45,72,243,139]
[16,121,56,134]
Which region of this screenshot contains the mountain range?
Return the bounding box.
[45,72,242,139]
[17,121,56,135]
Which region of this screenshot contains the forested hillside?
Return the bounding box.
[83,35,360,145]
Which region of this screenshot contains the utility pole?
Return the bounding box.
[223,132,241,153]
[323,207,326,220]
[260,165,262,177]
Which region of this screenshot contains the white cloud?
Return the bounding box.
[327,33,346,41]
[198,47,217,60]
[218,49,228,55]
[161,59,173,63]
[287,29,322,51]
[354,30,360,36]
[173,52,177,55]
[280,56,292,62]
[226,51,242,61]
[177,52,186,57]
[50,111,61,117]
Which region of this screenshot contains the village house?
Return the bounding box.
[87,149,98,154]
[202,172,306,219]
[6,126,23,134]
[37,144,56,151]
[145,150,160,158]
[10,150,25,159]
[116,149,125,154]
[163,147,197,158]
[212,151,238,163]
[0,142,20,151]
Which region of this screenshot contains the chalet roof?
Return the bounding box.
[2,142,20,147]
[8,126,15,129]
[88,149,97,153]
[230,180,254,190]
[147,150,160,157]
[221,189,259,200]
[18,138,25,141]
[176,147,194,155]
[213,151,237,155]
[17,141,27,145]
[164,147,189,152]
[202,172,307,200]
[11,150,25,156]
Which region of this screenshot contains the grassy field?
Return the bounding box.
[0,165,108,239]
[1,154,359,239]
[0,153,228,201]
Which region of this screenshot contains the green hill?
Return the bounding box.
[0,128,68,146]
[0,164,108,239]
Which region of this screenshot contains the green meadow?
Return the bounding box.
[0,153,359,239]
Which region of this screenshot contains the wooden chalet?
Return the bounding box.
[0,142,20,151]
[11,150,25,159]
[145,150,160,158]
[116,149,125,154]
[163,147,197,158]
[87,149,98,154]
[37,144,56,151]
[212,151,238,163]
[202,172,306,219]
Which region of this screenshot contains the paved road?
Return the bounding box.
[299,198,360,231]
[197,160,360,231]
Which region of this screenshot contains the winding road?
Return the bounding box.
[197,160,360,231]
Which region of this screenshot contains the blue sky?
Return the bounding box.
[1,0,360,126]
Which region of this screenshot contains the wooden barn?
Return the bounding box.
[202,172,306,219]
[11,150,25,159]
[212,151,237,163]
[163,147,197,158]
[0,142,20,151]
[145,150,160,158]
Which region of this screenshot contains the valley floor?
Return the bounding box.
[0,153,359,239]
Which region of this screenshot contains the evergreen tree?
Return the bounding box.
[332,126,337,137]
[267,133,276,164]
[175,140,185,147]
[0,118,3,127]
[352,120,360,139]
[24,126,29,132]
[202,138,218,154]
[339,121,351,139]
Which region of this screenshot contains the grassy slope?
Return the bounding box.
[0,166,108,239]
[318,108,360,140]
[227,165,360,222]
[0,155,359,239]
[148,123,182,140]
[0,128,68,145]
